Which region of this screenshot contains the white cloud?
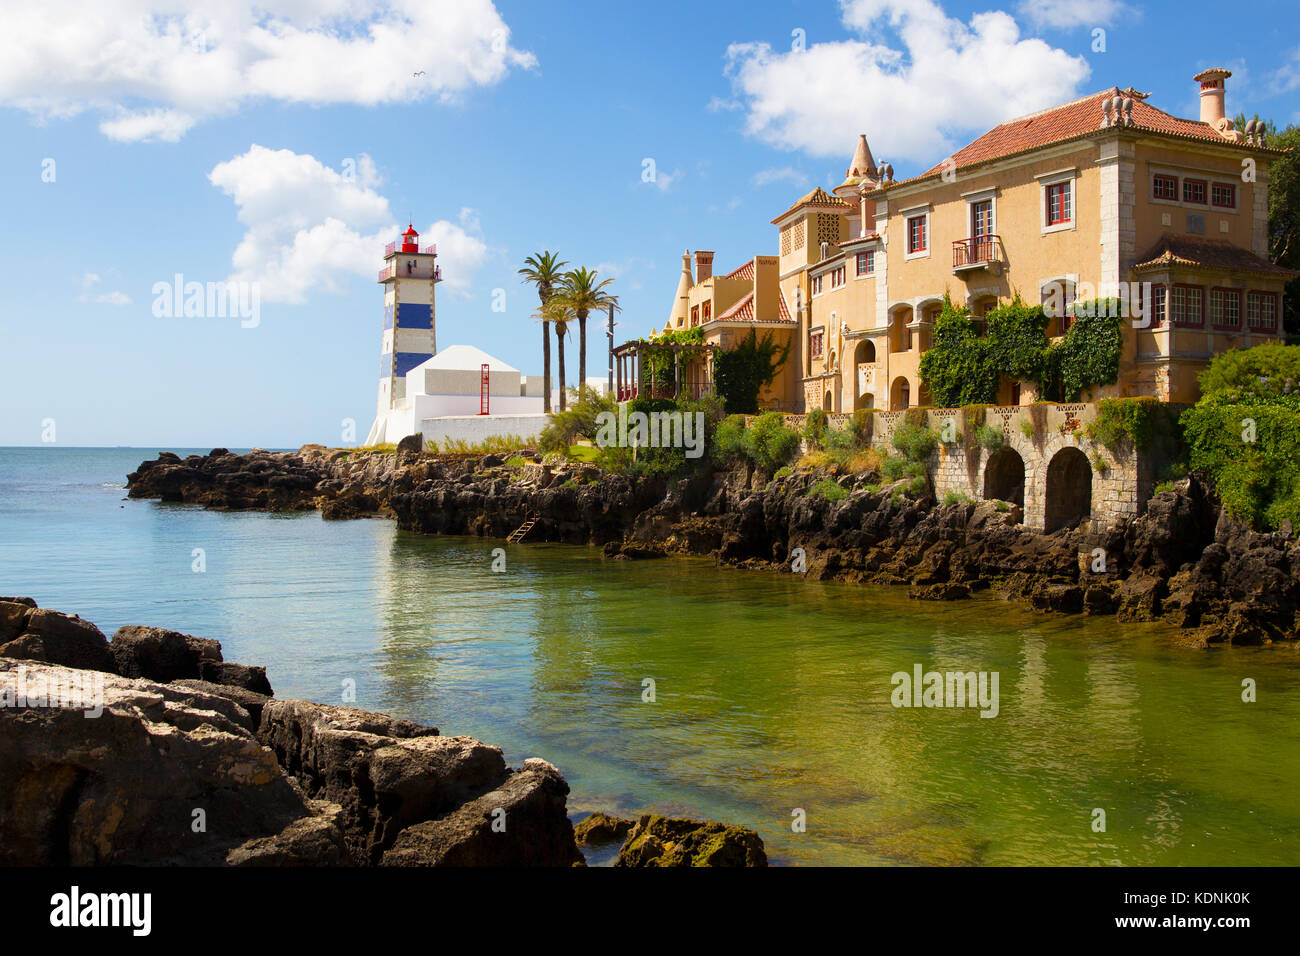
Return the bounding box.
[1017,0,1130,30]
[207,146,488,303]
[643,167,682,192]
[0,1,535,141]
[752,166,809,187]
[78,273,131,305]
[723,0,1091,163]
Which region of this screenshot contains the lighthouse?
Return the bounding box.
[365,224,442,444]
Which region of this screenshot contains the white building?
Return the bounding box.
[365,224,604,447]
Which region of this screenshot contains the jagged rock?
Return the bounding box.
[109,624,222,682]
[574,811,635,846]
[380,759,583,867]
[615,814,767,867]
[0,599,34,642]
[170,679,271,732]
[908,582,970,601]
[199,660,273,696]
[0,608,116,673]
[0,659,340,866]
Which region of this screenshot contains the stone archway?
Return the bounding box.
[854,340,876,410]
[983,446,1025,509]
[890,376,910,411]
[1044,447,1092,531]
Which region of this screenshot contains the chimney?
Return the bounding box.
[1193,68,1231,125]
[695,251,714,283]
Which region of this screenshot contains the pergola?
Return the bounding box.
[612,340,718,402]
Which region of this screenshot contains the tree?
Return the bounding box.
[539,298,576,411]
[560,267,619,391]
[518,251,568,412]
[1234,115,1300,339]
[713,329,790,414]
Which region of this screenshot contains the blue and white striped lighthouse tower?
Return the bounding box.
[366,223,441,444]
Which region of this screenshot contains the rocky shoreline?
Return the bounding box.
[0,597,767,867]
[125,443,1300,648]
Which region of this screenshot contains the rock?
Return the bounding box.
[1030,584,1084,614]
[109,624,223,682]
[199,659,274,696]
[615,814,767,867]
[0,659,341,866]
[0,599,34,643]
[574,811,635,846]
[908,583,970,601]
[170,679,271,732]
[0,609,116,673]
[380,759,583,867]
[226,800,352,866]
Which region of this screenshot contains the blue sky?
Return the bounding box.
[1,0,1298,447]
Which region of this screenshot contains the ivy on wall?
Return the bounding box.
[919,294,1124,405]
[714,329,791,414]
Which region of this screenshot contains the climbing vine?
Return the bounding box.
[714,329,791,414]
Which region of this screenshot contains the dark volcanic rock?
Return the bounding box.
[109,624,222,682]
[574,811,636,846]
[200,659,274,696]
[0,608,116,673]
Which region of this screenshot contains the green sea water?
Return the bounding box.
[3,447,1299,866]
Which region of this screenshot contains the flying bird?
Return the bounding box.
[413,71,425,77]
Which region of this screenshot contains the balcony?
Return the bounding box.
[378,264,442,282]
[952,235,1002,273]
[383,242,438,257]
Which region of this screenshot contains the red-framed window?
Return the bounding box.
[1246,291,1278,332]
[1211,182,1236,208]
[1150,285,1166,328]
[690,305,699,327]
[1182,179,1207,205]
[830,266,846,289]
[1171,285,1203,327]
[809,328,824,359]
[1153,174,1178,201]
[1046,181,1072,225]
[811,275,824,295]
[1210,288,1241,330]
[702,301,711,322]
[907,215,927,253]
[855,250,875,275]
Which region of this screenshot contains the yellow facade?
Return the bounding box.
[663,70,1293,412]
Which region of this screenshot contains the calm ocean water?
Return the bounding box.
[3,446,1299,866]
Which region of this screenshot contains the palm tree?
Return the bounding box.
[538,299,576,411]
[561,267,619,391]
[518,251,568,413]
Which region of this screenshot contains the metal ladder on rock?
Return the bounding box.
[507,513,539,543]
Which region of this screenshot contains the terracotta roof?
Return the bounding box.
[711,290,798,325]
[1132,234,1297,277]
[770,186,852,224]
[880,88,1276,191]
[722,260,755,281]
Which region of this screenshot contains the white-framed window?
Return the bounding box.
[811,274,824,296]
[1037,169,1077,234]
[830,265,846,289]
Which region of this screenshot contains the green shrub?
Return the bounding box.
[1152,481,1175,495]
[1087,397,1160,451]
[1019,419,1035,439]
[746,412,801,474]
[774,465,791,480]
[907,475,928,496]
[805,408,829,447]
[1182,400,1300,530]
[1090,451,1110,474]
[713,415,749,464]
[942,491,973,506]
[891,422,938,462]
[975,423,1004,451]
[848,409,873,447]
[881,455,908,481]
[539,386,616,453]
[809,478,848,503]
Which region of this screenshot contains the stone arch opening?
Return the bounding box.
[853,340,877,410]
[983,446,1025,509]
[824,390,833,411]
[890,376,910,411]
[1045,447,1092,532]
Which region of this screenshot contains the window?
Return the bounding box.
[1211,288,1241,330]
[812,275,824,296]
[1046,182,1072,226]
[907,215,927,253]
[1041,278,1076,334]
[855,250,875,275]
[971,200,993,237]
[690,305,699,327]
[1153,174,1178,201]
[830,266,846,289]
[1212,182,1236,208]
[702,301,711,322]
[809,328,824,359]
[1150,285,1166,328]
[1247,291,1279,331]
[1182,179,1207,205]
[1171,285,1203,327]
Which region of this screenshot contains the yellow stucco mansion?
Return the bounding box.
[659,68,1293,413]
